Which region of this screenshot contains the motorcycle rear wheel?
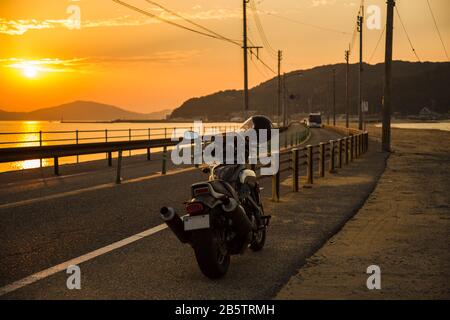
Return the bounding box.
[191,228,230,279]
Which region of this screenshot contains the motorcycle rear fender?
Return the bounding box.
[191,182,226,200]
[190,195,222,209]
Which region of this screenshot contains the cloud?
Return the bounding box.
[0,8,242,36]
[311,0,337,7]
[0,51,200,73]
[0,57,85,73]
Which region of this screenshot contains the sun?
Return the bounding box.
[23,65,38,78]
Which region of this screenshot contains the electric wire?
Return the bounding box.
[426,0,449,60]
[112,0,241,47]
[395,6,421,62]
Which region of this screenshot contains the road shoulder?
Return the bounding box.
[275,127,450,299]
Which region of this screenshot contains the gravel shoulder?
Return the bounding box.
[276,126,450,299]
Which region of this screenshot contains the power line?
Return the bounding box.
[255,55,277,74]
[369,25,386,63]
[143,0,241,47]
[426,0,449,60]
[250,53,270,78]
[395,6,421,62]
[112,0,241,47]
[249,0,277,58]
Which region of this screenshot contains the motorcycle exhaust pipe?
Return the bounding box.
[160,207,190,243]
[221,198,253,246]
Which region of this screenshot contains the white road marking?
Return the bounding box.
[0,166,196,210]
[0,223,168,296]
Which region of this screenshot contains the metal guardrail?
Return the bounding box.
[0,123,370,203]
[259,127,369,202]
[0,124,303,183]
[0,125,240,148]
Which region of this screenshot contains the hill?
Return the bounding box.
[170,61,450,120]
[0,101,171,121]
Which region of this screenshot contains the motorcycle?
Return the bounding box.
[160,116,272,279]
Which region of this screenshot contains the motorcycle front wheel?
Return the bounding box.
[191,228,230,279]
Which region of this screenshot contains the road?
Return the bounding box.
[0,128,362,299]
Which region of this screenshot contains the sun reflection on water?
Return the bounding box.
[14,121,46,170]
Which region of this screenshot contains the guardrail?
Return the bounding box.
[256,126,369,202]
[0,125,240,148]
[0,124,302,183]
[2,124,349,191]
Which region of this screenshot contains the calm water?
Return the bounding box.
[0,121,240,173]
[375,122,450,132]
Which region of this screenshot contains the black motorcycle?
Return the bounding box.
[160,116,272,279]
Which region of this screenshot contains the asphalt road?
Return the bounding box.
[0,128,364,299]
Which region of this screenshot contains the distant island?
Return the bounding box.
[0,101,172,122]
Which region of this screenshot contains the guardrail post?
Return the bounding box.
[162,146,167,175]
[292,148,299,192]
[39,130,43,168]
[284,132,287,149]
[360,134,363,155]
[358,134,362,157]
[271,170,280,202]
[362,132,366,153]
[128,129,132,157]
[329,140,336,173]
[147,128,151,161]
[338,139,343,168]
[116,150,123,184]
[345,137,349,165]
[54,157,59,176]
[365,132,369,153]
[108,152,112,167]
[75,130,79,163]
[306,145,313,186]
[356,134,360,158]
[319,142,325,178]
[350,135,354,162]
[105,129,108,161]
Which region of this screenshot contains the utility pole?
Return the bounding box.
[277,50,282,125]
[357,8,364,130]
[345,49,350,128]
[382,0,395,152]
[243,0,249,116]
[333,68,336,126]
[283,73,287,127]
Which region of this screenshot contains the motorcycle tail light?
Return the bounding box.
[193,187,209,196]
[186,202,205,215]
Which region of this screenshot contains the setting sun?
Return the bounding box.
[23,65,38,78]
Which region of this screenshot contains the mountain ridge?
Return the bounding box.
[0,100,172,121]
[170,61,450,120]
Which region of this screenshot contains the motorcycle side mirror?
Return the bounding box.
[202,167,210,174]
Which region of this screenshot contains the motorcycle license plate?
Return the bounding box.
[183,214,210,231]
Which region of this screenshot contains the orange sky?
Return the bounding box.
[1,0,449,113]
